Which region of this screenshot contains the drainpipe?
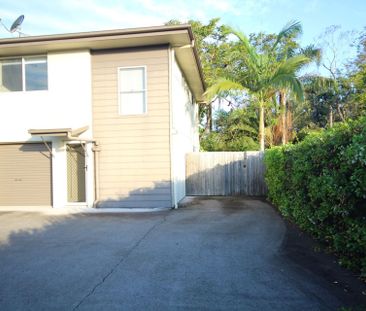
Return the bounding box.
[169,46,178,209]
[92,142,100,208]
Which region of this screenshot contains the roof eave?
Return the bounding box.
[0,24,206,102]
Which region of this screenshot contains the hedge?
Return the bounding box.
[264,117,366,276]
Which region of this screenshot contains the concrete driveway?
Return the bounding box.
[0,197,365,311]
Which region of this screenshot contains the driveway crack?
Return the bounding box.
[72,215,167,311]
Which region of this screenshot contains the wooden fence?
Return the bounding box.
[186,152,267,196]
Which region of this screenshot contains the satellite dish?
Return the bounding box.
[10,15,24,33]
[0,14,26,37]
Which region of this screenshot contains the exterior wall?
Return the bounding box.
[0,50,94,208]
[171,51,199,203]
[0,51,93,141]
[92,46,172,208]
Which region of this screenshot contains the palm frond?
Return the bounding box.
[266,56,309,99]
[300,44,322,66]
[276,55,311,75]
[204,78,245,101]
[226,26,259,70]
[271,74,304,101]
[272,20,302,50]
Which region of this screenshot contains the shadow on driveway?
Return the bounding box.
[0,197,365,311]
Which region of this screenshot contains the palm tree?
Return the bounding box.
[205,24,309,151]
[270,21,321,145]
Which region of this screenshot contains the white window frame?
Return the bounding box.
[117,65,147,115]
[0,55,48,92]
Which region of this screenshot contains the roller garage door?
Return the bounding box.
[0,143,52,206]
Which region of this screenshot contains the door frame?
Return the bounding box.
[66,142,87,204]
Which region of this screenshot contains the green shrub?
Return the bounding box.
[200,131,259,151]
[265,117,366,276]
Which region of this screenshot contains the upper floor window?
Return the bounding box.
[118,66,147,115]
[0,56,48,92]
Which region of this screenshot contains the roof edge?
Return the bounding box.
[191,42,206,93]
[0,24,206,99]
[0,24,195,45]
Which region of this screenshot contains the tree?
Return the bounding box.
[200,108,259,151]
[318,25,358,126]
[246,26,320,146]
[269,22,321,145]
[300,74,355,130]
[166,18,234,132]
[205,24,309,151]
[347,30,366,118]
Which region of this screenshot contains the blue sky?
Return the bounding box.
[1,0,365,71]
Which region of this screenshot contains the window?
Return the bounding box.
[0,58,22,92]
[118,66,146,115]
[25,57,48,91]
[0,56,48,92]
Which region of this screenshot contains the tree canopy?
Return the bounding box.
[167,18,366,151]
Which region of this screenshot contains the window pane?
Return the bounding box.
[120,92,145,114]
[0,58,22,92]
[25,57,48,91]
[119,67,146,115]
[120,67,145,91]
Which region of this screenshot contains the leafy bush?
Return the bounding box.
[265,117,366,276]
[200,108,259,151]
[200,131,259,151]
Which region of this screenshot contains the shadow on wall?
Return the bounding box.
[95,152,266,209]
[95,180,173,209]
[19,143,52,160]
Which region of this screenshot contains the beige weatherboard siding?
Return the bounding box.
[92,46,172,208]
